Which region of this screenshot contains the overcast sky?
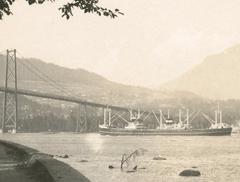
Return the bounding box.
[1,0,240,88]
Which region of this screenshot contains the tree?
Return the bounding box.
[0,0,123,20]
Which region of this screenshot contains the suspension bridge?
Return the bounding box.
[0,49,162,133]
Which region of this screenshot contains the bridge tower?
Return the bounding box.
[76,104,88,132]
[2,49,18,133]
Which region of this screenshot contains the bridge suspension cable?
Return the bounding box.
[16,51,76,97]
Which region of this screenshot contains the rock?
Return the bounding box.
[108,165,114,169]
[153,156,166,160]
[56,154,69,158]
[192,166,198,168]
[62,154,69,158]
[79,160,88,163]
[126,170,136,173]
[179,169,201,177]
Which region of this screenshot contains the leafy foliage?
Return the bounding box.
[0,0,14,19]
[59,0,124,19]
[0,0,123,20]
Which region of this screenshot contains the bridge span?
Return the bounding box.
[0,86,130,112]
[0,49,160,133]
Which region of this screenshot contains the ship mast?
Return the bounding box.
[130,109,133,120]
[186,109,189,128]
[108,108,111,126]
[159,110,163,129]
[215,103,222,124]
[103,107,107,126]
[215,110,218,124]
[217,103,222,124]
[179,109,182,124]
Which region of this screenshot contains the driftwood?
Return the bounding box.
[120,148,146,170]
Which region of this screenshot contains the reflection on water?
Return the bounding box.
[85,134,104,152]
[1,133,240,182]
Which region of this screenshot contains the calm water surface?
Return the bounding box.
[1,133,240,182]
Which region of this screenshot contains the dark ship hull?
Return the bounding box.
[99,127,232,136]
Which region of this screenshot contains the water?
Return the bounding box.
[1,133,240,182]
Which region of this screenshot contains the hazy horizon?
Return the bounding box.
[1,0,240,88]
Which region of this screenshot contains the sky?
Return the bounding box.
[1,0,240,88]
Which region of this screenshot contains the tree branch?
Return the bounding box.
[0,0,123,20]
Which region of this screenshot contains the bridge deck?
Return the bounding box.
[0,86,151,113]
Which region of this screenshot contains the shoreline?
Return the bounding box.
[0,139,90,182]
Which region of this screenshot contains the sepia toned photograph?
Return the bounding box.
[0,0,240,181]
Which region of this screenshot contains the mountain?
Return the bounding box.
[0,54,199,110]
[0,54,110,86]
[162,44,240,100]
[2,53,240,128]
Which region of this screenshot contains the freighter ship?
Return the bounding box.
[99,106,232,136]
